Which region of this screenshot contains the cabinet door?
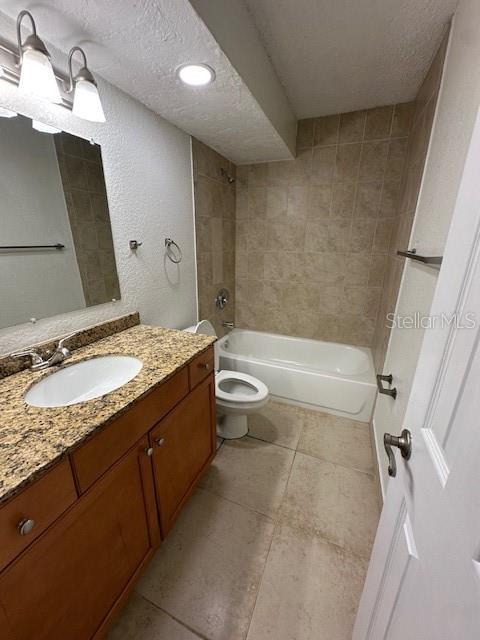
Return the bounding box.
[150,374,216,535]
[0,438,160,640]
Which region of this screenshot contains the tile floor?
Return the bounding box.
[108,401,381,640]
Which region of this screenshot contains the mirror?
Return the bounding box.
[0,112,120,329]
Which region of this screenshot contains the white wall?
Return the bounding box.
[373,0,480,495]
[0,116,85,328]
[0,11,197,355]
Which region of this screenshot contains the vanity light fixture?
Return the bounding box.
[66,46,105,123]
[0,11,106,122]
[32,119,61,134]
[177,63,216,87]
[16,10,61,103]
[0,106,17,118]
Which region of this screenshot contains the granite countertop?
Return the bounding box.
[0,325,215,505]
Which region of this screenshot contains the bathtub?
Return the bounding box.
[217,329,377,422]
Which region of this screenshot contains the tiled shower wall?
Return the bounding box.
[235,104,415,346]
[372,33,448,369]
[192,139,236,337]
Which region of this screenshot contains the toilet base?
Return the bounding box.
[216,414,248,439]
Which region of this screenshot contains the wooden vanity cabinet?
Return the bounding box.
[0,437,160,640]
[150,373,216,535]
[0,347,216,640]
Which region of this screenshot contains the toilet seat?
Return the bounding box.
[215,370,268,407]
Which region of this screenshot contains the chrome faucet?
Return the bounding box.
[12,333,76,371]
[221,320,235,329]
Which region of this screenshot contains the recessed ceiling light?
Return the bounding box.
[0,106,17,118]
[177,63,215,87]
[32,119,61,134]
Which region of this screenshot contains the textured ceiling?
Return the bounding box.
[0,0,292,164]
[244,0,458,118]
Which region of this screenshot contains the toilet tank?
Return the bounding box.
[184,320,219,370]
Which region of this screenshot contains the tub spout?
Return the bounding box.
[222,320,235,329]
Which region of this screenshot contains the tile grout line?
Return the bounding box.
[198,484,276,523]
[243,438,300,640]
[295,447,376,478]
[288,416,376,561]
[135,592,210,640]
[246,431,299,451]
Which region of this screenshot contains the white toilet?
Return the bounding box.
[185,320,269,439]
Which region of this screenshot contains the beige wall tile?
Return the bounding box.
[296,118,314,149]
[391,102,415,137]
[371,34,447,369]
[249,163,268,187]
[234,89,442,349]
[364,105,394,140]
[287,186,309,219]
[314,114,340,146]
[312,146,336,184]
[266,186,288,220]
[266,221,305,251]
[308,185,332,218]
[359,140,389,180]
[346,254,371,285]
[193,139,236,328]
[331,182,356,217]
[385,138,408,180]
[334,143,361,181]
[339,110,366,143]
[304,221,328,252]
[355,182,383,218]
[327,219,351,253]
[350,220,376,253]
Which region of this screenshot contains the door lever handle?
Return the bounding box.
[384,429,412,477]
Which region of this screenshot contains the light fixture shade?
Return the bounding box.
[19,48,62,103]
[0,107,17,118]
[32,120,61,133]
[72,78,105,122]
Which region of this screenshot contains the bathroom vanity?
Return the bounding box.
[0,324,215,639]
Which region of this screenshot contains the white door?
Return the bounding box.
[354,109,480,639]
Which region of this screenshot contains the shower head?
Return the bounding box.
[221,167,235,184]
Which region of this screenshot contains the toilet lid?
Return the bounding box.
[216,370,269,403]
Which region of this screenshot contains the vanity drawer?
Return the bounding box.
[0,458,77,572]
[72,366,189,493]
[189,347,215,389]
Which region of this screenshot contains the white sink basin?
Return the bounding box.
[25,355,143,408]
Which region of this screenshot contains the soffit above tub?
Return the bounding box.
[0,1,294,164]
[244,0,458,118]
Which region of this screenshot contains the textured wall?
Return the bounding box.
[0,11,197,355]
[192,139,236,337]
[235,104,413,346]
[55,133,120,307]
[372,35,448,370]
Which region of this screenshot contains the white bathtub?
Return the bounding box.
[217,329,377,422]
